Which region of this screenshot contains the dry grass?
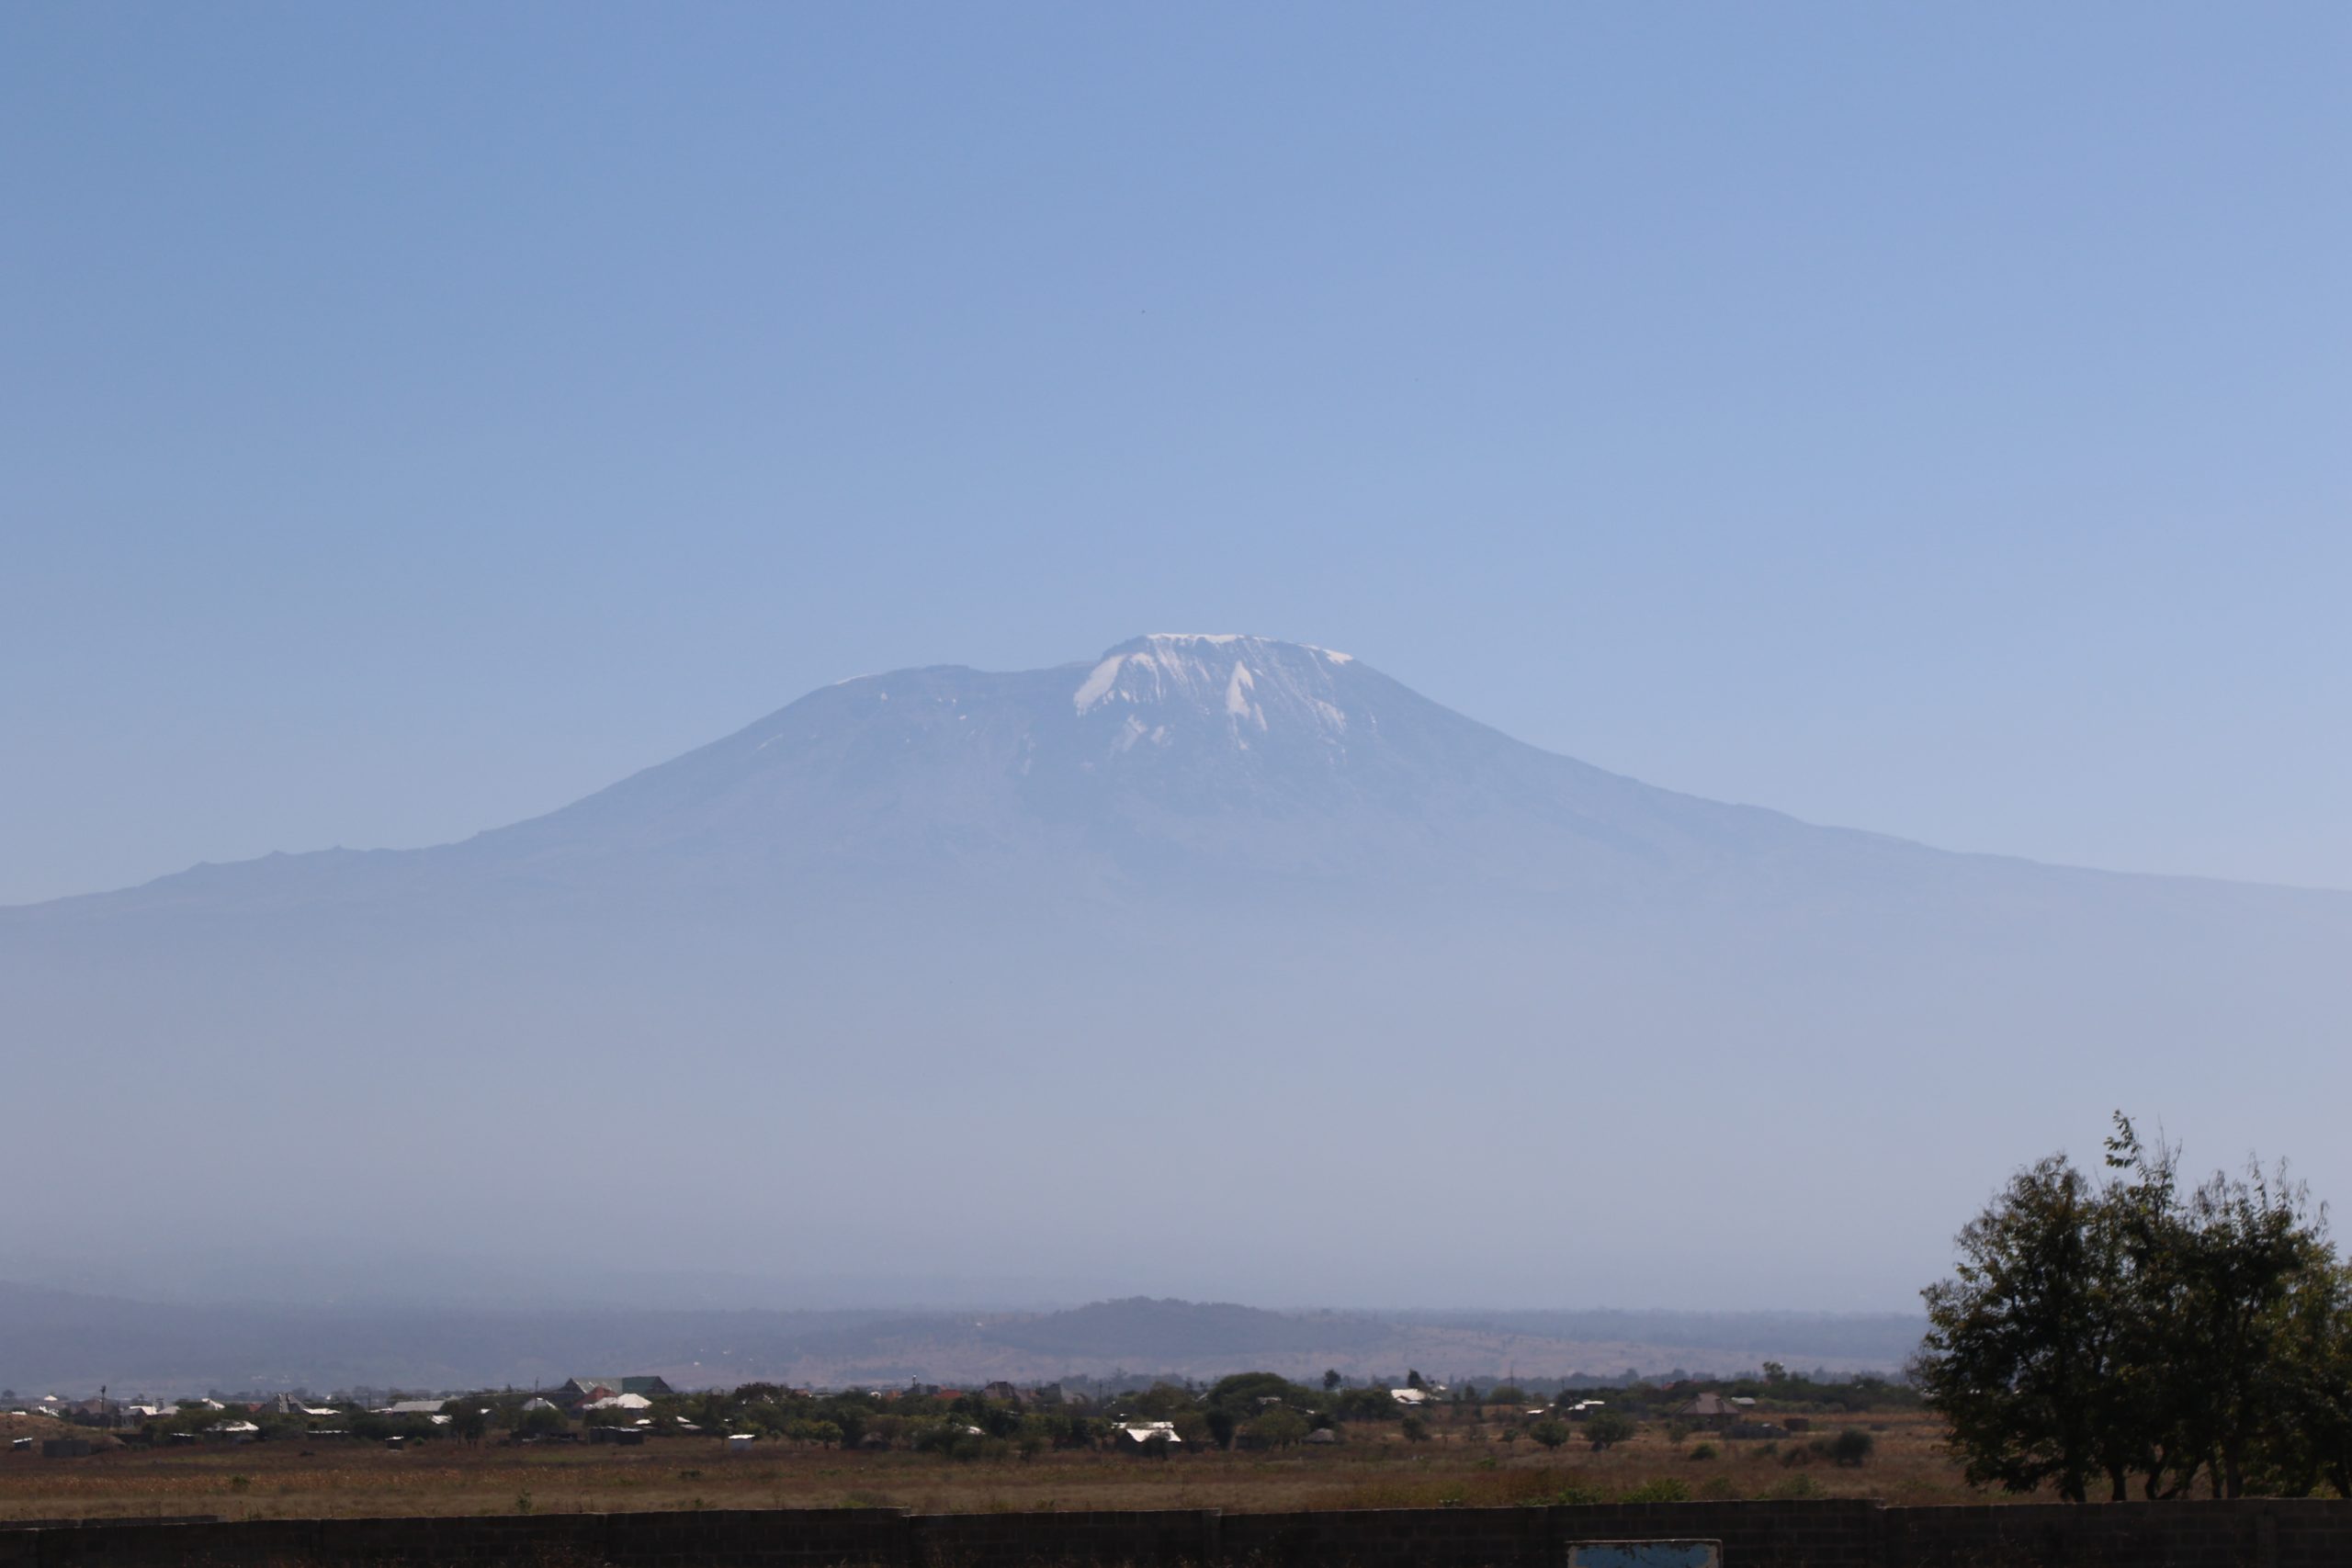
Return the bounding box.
[0,1414,2005,1523]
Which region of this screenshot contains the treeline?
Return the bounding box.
[697,1371,1374,1453]
[1917,1115,2352,1502]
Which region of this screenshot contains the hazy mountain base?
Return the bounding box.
[6,637,2349,1310]
[7,871,2343,1314]
[0,1283,1920,1396]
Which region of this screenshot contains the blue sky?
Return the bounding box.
[6,2,2346,906]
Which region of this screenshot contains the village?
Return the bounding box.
[5,1366,1905,1464]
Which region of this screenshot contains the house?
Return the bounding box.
[555,1376,672,1410]
[725,1433,756,1452]
[1115,1421,1182,1450]
[1388,1388,1429,1407]
[1675,1393,1739,1429]
[206,1421,261,1443]
[983,1382,1022,1403]
[379,1400,447,1417]
[585,1393,653,1412]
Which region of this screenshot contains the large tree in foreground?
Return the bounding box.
[1915,1151,2133,1500]
[1916,1115,2336,1502]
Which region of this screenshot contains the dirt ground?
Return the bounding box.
[0,1414,1990,1523]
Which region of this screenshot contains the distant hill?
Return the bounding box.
[0,1285,1918,1397]
[5,634,2347,1308]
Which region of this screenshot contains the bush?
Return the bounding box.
[1767,1472,1823,1499]
[1688,1442,1718,1461]
[1584,1410,1636,1450]
[1400,1416,1428,1442]
[1528,1419,1571,1450]
[1828,1427,1875,1467]
[1620,1477,1690,1504]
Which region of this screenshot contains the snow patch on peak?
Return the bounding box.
[1074,654,1127,714]
[1224,661,1255,716]
[1224,661,1269,731]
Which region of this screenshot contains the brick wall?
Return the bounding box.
[6,1497,2352,1567]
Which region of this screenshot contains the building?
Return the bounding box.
[554,1376,673,1410]
[584,1393,653,1412]
[1675,1393,1740,1430]
[1115,1421,1182,1451]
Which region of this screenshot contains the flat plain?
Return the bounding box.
[0,1414,1984,1523]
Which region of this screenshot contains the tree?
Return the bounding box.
[1915,1151,2134,1501]
[1583,1410,1635,1450]
[1206,1372,1295,1412]
[1529,1419,1571,1450]
[515,1404,567,1438]
[1406,1370,1426,1390]
[1917,1115,2338,1503]
[1245,1408,1311,1449]
[1129,1382,1199,1419]
[1322,1369,1343,1392]
[1335,1386,1399,1422]
[1204,1409,1237,1450]
[1827,1428,1874,1467]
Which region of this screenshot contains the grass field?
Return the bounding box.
[0,1413,1993,1523]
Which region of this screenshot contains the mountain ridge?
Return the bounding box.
[17,633,2328,916]
[6,634,2348,1311]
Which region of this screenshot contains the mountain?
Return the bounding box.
[0,1283,1921,1396]
[5,635,2348,1312]
[22,633,1926,915]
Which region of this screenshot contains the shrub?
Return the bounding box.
[1767,1472,1823,1499]
[1828,1427,1875,1467]
[1529,1419,1571,1450]
[1621,1477,1690,1504]
[1584,1410,1636,1450]
[1688,1442,1718,1461]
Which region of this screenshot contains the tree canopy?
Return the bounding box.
[1916,1114,2350,1501]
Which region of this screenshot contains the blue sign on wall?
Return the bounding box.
[1566,1542,1722,1568]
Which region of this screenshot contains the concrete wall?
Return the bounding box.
[5,1497,2352,1567]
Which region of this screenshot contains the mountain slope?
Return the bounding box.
[5,635,2347,1313]
[12,634,2084,919]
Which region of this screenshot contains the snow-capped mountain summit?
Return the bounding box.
[400,632,1829,897]
[1073,634,1356,739]
[6,633,2349,1312]
[11,633,2335,913]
